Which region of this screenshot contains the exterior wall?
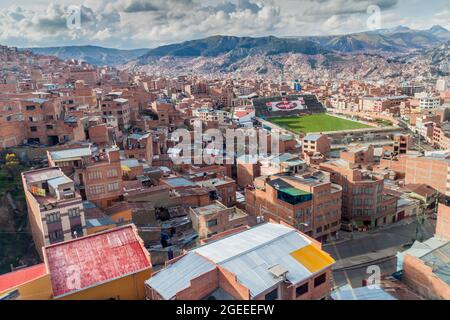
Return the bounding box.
[277,269,332,300]
[287,179,342,241]
[176,269,218,300]
[22,175,46,259]
[403,254,450,300]
[217,267,251,300]
[236,162,260,188]
[436,203,450,240]
[190,206,249,239]
[0,274,53,300]
[58,269,151,300]
[320,163,396,227]
[404,157,449,196]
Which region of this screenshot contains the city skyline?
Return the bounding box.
[0,0,449,49]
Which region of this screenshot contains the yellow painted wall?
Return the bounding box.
[86,224,116,235]
[57,268,151,300]
[0,274,53,300]
[109,209,133,224]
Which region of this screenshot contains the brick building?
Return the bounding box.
[22,167,86,258]
[320,159,398,229]
[145,223,335,300]
[47,145,124,208]
[189,201,250,239]
[245,170,341,242]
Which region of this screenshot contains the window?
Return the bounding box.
[296,283,309,297]
[46,212,61,224]
[89,185,105,195]
[68,208,81,218]
[49,229,63,242]
[206,219,218,227]
[107,182,119,192]
[26,105,35,111]
[265,288,278,300]
[314,273,326,287]
[107,169,118,178]
[46,125,54,130]
[88,171,102,180]
[316,226,322,234]
[30,126,37,132]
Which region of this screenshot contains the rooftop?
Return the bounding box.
[192,202,227,216]
[193,223,334,298]
[49,147,92,161]
[0,264,47,294]
[22,167,64,184]
[44,225,151,298]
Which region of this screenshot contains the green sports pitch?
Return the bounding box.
[268,113,372,134]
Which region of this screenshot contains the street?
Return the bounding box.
[324,217,437,288]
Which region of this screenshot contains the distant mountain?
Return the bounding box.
[137,35,328,63]
[22,25,450,76]
[428,25,450,40]
[307,25,450,53]
[25,45,149,66]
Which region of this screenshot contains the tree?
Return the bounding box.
[4,153,21,181]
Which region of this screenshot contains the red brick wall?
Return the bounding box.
[436,203,450,240]
[176,268,218,300]
[403,254,450,300]
[218,267,250,300]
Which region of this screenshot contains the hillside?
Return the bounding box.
[26,45,149,66]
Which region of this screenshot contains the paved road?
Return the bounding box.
[324,217,436,288]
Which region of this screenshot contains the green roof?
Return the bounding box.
[281,187,310,197]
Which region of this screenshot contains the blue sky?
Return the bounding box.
[0,0,449,49]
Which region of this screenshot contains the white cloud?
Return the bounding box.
[0,0,446,48]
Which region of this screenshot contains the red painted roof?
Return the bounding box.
[44,225,151,298]
[0,263,47,293]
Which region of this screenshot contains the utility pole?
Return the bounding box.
[415,203,426,243]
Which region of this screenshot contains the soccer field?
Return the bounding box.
[268,113,372,134]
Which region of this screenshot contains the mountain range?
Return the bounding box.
[25,45,148,67]
[23,25,450,78]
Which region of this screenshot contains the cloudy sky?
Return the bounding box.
[0,0,449,49]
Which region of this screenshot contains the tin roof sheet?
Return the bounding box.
[146,252,216,300]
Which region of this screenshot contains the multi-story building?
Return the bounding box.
[392,133,411,155]
[21,167,86,258]
[189,201,250,239]
[302,134,330,156]
[100,93,131,132]
[320,159,398,229]
[418,95,441,111]
[47,144,124,208]
[340,144,375,166]
[145,223,335,300]
[246,170,341,242]
[432,122,450,150]
[195,176,237,207]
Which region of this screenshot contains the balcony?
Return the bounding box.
[277,188,312,206]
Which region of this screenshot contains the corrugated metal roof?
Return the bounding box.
[148,223,335,299]
[304,134,322,142]
[193,223,303,263]
[45,226,151,298]
[331,284,397,300]
[50,147,91,160]
[146,252,216,300]
[193,223,325,298]
[396,236,448,271]
[420,242,450,286]
[47,175,72,188]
